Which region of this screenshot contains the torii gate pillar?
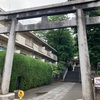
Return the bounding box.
[0,18,17,99]
[77,9,94,100]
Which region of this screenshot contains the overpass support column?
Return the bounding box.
[76,9,94,100]
[1,18,18,95]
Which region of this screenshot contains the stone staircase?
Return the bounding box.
[64,67,81,82]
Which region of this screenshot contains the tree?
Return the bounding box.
[45,28,75,62]
[87,24,100,70]
[85,9,100,71]
[68,0,100,70]
[45,15,75,77]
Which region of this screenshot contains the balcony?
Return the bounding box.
[53,55,57,61]
[16,34,26,46]
[47,51,51,57]
[33,45,57,61]
[25,39,33,48]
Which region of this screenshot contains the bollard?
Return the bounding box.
[18,90,24,100]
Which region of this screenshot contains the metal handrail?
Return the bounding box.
[63,68,68,81]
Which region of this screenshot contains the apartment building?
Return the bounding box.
[0,9,57,63]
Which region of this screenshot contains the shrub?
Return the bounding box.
[51,64,60,76]
[0,51,52,92]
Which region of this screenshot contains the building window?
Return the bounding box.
[41,59,45,62]
[15,33,18,41]
[25,39,33,47]
[42,46,45,50]
[0,46,6,51]
[53,55,57,61]
[20,52,26,55]
[49,62,52,64]
[32,55,35,58]
[15,50,20,54]
[47,51,51,57]
[38,46,42,52]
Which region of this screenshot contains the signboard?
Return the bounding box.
[94,77,100,88]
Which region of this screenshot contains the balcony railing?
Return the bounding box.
[32,44,57,61]
[53,55,57,61]
[47,51,51,57]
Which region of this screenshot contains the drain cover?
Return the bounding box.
[36,92,48,96]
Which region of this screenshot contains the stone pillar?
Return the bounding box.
[41,16,48,25]
[76,9,94,100]
[1,18,17,95]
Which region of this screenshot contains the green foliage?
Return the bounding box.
[67,0,100,69]
[51,64,60,76]
[49,15,68,22]
[51,61,66,74]
[47,15,75,62]
[33,30,48,41]
[0,51,52,92]
[46,28,75,62]
[87,25,100,67]
[57,61,66,72]
[35,15,75,62]
[51,61,66,79]
[86,9,100,69]
[86,9,100,17]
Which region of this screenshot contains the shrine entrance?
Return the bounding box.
[0,0,100,100]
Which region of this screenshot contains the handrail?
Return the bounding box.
[63,68,68,81]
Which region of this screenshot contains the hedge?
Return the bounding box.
[0,51,52,92]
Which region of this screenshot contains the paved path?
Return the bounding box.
[61,83,82,100]
[15,82,82,100]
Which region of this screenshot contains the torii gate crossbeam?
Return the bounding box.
[0,0,99,21]
[0,16,100,34]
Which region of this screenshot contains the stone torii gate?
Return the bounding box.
[0,0,100,100]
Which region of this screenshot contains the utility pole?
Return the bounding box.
[77,9,94,100]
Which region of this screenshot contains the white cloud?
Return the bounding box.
[0,0,68,24]
[0,0,67,11]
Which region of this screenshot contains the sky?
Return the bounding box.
[0,0,69,24]
[0,0,67,11]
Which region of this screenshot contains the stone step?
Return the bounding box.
[64,67,80,82]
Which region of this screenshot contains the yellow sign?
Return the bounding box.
[18,90,24,100]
